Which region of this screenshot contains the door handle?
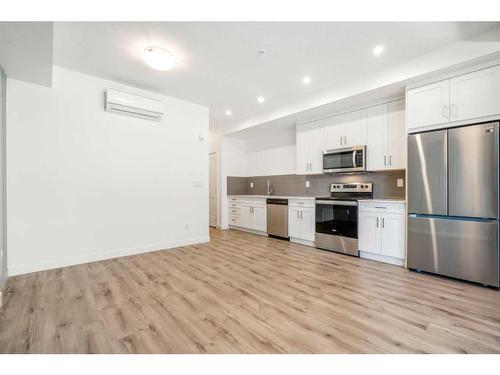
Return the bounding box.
[384,155,387,166]
[300,211,303,219]
[376,217,379,227]
[297,211,299,219]
[340,136,342,145]
[352,150,357,168]
[389,155,392,166]
[344,136,347,145]
[382,218,385,228]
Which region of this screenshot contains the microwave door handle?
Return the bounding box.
[352,150,357,167]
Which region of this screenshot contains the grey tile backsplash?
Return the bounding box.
[227,170,406,199]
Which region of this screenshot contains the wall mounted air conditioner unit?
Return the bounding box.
[105,88,164,120]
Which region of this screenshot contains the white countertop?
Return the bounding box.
[228,194,315,200]
[228,195,405,203]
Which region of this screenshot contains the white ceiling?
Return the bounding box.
[0,22,53,86]
[53,22,500,133]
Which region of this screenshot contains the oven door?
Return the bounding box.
[315,200,359,256]
[323,146,365,173]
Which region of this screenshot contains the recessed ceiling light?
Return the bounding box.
[372,45,385,57]
[142,46,176,71]
[257,96,265,103]
[302,76,312,85]
[225,110,232,116]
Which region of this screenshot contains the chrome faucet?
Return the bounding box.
[266,179,272,195]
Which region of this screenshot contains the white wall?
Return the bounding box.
[0,66,6,294]
[7,67,209,275]
[245,126,296,176]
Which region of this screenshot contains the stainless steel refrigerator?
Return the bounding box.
[407,122,500,288]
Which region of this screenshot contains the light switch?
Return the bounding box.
[397,178,404,187]
[306,181,310,188]
[250,182,254,188]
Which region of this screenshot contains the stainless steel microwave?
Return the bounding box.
[323,146,366,173]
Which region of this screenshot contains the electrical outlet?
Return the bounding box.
[305,181,310,188]
[250,182,254,188]
[397,178,404,187]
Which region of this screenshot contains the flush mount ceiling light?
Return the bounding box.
[302,76,312,85]
[142,46,176,71]
[372,45,385,57]
[225,110,232,116]
[257,96,265,103]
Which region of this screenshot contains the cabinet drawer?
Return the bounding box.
[229,215,241,225]
[229,207,241,214]
[289,198,315,208]
[359,202,405,214]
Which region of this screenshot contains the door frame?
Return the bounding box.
[208,152,218,228]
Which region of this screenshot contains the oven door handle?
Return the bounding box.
[352,150,357,167]
[315,200,358,206]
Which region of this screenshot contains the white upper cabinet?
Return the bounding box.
[296,121,324,175]
[323,116,343,150]
[366,100,406,171]
[309,121,324,174]
[387,100,406,170]
[296,124,310,175]
[323,110,366,150]
[407,64,500,132]
[407,79,450,130]
[449,65,500,122]
[342,109,367,147]
[366,104,389,171]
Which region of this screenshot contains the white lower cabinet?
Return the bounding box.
[358,202,405,265]
[288,199,315,243]
[229,197,267,233]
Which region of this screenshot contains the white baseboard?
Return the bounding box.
[8,235,210,277]
[359,251,405,266]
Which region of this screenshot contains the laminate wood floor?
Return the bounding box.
[1,228,500,353]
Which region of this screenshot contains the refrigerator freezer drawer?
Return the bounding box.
[407,216,499,287]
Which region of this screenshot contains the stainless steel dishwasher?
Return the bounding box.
[266,198,289,239]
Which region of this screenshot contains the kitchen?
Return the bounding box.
[223,63,500,288]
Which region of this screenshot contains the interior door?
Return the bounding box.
[366,104,389,171]
[448,122,499,219]
[208,153,217,227]
[407,130,448,215]
[407,80,450,130]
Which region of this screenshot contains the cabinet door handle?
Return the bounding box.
[340,136,343,145]
[297,211,299,219]
[344,136,347,145]
[451,103,457,118]
[443,104,449,119]
[389,155,392,166]
[384,155,387,166]
[376,217,379,227]
[375,206,387,209]
[300,211,303,219]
